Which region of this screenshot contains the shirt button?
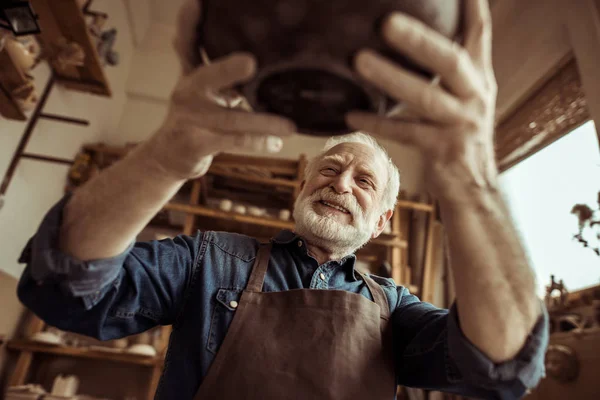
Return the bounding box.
[229,301,238,309]
[319,273,326,281]
[297,240,303,247]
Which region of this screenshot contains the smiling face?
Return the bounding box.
[293,142,393,256]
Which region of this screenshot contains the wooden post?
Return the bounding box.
[420,205,438,304]
[291,154,308,208]
[146,363,164,400]
[8,352,34,387]
[7,314,46,387]
[183,180,202,235]
[565,0,600,146]
[390,204,404,284]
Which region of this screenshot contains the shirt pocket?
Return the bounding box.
[207,288,243,354]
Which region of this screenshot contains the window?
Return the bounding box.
[500,121,600,297]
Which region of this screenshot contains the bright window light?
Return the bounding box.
[500,121,600,297]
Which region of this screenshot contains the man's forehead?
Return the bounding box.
[322,143,379,163]
[320,142,388,176]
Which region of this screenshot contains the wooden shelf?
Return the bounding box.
[210,169,300,189]
[165,202,295,231]
[31,0,111,96]
[164,202,407,248]
[7,340,162,367]
[396,200,435,212]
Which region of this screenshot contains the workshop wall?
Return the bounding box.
[0,0,135,279]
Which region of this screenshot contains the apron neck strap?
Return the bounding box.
[245,243,391,321]
[362,274,391,321]
[246,243,273,292]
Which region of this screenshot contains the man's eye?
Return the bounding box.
[322,168,337,174]
[359,178,374,188]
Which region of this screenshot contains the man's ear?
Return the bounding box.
[371,209,394,239]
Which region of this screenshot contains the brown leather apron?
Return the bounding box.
[193,243,396,399]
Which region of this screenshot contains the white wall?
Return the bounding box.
[0,0,135,278]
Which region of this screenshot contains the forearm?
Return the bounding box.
[439,184,541,363]
[60,140,192,261]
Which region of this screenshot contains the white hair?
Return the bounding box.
[305,132,401,213]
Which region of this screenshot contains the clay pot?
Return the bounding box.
[3,36,37,73]
[197,0,462,135]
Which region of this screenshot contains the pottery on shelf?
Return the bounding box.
[279,209,291,221]
[219,199,233,212]
[3,35,38,73]
[233,204,247,215]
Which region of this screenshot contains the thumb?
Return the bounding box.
[173,0,203,75]
[223,133,285,154]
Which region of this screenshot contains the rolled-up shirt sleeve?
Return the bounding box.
[446,302,549,396]
[17,194,203,340]
[19,194,134,306]
[393,287,549,399]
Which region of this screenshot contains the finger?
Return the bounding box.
[355,50,464,124]
[463,0,493,72]
[173,0,202,75]
[200,109,297,136]
[382,13,480,98]
[220,132,286,154]
[188,52,258,91]
[346,111,439,150]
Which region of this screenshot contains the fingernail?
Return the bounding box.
[266,136,283,153]
[389,12,409,27]
[355,49,376,76]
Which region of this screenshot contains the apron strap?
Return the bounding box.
[362,274,391,321]
[246,243,273,292]
[245,242,391,322]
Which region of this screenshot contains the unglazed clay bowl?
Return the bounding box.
[196,0,462,135]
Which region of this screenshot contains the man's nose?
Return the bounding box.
[330,172,352,194]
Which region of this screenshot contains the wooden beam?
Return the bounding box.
[209,169,300,189]
[566,0,600,146]
[492,0,573,122]
[8,351,33,387]
[31,0,111,96]
[0,83,26,121]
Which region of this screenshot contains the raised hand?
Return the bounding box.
[347,0,498,202]
[145,0,297,180]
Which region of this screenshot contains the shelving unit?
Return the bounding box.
[30,0,111,96]
[7,142,436,400]
[0,40,30,121]
[7,340,161,367]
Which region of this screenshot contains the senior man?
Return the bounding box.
[17,0,547,399]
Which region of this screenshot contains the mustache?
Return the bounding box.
[308,188,363,217]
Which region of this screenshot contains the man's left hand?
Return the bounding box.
[347,0,497,204]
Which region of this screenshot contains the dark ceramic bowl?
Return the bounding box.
[196,0,462,135]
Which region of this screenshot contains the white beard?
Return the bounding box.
[293,188,379,257]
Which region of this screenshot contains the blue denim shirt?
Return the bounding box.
[17,195,549,399]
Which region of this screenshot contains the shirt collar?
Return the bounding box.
[272,230,359,280]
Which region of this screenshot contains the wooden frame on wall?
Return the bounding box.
[490,0,600,169]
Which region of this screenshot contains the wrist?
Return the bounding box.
[437,180,503,216]
[138,134,213,182]
[128,140,192,184]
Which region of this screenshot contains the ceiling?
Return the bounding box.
[149,0,501,27]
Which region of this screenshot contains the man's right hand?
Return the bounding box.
[144,0,297,180]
